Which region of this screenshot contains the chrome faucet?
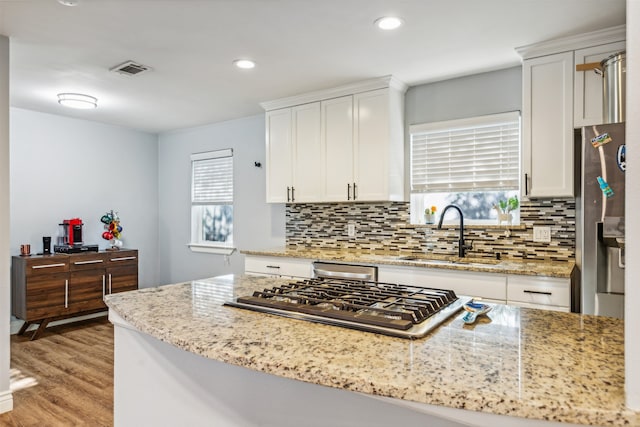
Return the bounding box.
[437,204,471,258]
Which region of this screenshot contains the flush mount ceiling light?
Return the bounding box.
[57,0,80,6]
[374,16,404,30]
[233,59,256,69]
[57,93,98,109]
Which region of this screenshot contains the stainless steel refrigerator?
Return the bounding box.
[577,122,625,318]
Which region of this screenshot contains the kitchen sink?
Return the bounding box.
[396,255,500,266]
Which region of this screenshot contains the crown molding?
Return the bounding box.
[260,75,407,111]
[516,24,626,60]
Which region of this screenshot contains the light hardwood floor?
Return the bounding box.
[0,317,114,426]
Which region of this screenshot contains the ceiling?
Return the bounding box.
[0,0,626,134]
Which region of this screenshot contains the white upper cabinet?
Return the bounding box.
[322,96,354,201]
[265,103,323,203]
[265,108,293,203]
[292,102,323,202]
[262,76,407,204]
[574,41,626,127]
[353,89,404,202]
[521,52,574,198]
[517,25,625,199]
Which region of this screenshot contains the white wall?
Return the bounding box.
[157,114,285,285]
[405,66,522,126]
[625,0,640,410]
[0,35,13,414]
[10,108,159,287]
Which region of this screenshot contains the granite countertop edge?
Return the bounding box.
[241,248,575,278]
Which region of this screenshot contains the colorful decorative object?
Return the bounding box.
[100,210,124,249]
[597,176,614,198]
[424,206,437,224]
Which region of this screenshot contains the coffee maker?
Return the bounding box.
[61,218,83,246]
[54,218,98,253]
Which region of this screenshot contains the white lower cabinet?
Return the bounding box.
[378,265,507,303]
[507,275,571,312]
[244,255,313,279]
[244,256,570,312]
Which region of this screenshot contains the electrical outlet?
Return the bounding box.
[533,226,551,243]
[347,223,356,238]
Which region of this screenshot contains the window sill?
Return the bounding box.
[187,243,236,255]
[407,223,527,230]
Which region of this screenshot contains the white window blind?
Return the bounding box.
[410,112,520,193]
[191,149,233,205]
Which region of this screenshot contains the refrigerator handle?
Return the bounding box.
[524,173,529,196]
[618,247,625,269]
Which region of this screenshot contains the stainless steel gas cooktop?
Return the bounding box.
[224,277,467,339]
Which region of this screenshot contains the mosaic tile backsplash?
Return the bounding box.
[286,199,575,262]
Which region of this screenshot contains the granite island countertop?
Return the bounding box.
[241,247,575,278]
[104,274,638,426]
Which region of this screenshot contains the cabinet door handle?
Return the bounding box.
[287,186,291,203]
[110,256,136,262]
[32,263,66,269]
[108,273,112,294]
[102,275,106,298]
[353,182,357,200]
[291,186,295,202]
[64,279,69,308]
[347,183,351,200]
[524,173,529,196]
[523,289,552,296]
[73,259,104,265]
[266,265,281,269]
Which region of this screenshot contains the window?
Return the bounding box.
[189,149,234,254]
[409,112,520,225]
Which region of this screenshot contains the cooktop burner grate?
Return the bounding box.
[225,278,464,338]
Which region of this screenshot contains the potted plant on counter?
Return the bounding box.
[493,196,519,225]
[424,206,437,224]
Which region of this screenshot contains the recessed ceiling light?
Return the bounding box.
[57,93,98,109]
[57,0,80,6]
[233,59,256,69]
[374,16,404,30]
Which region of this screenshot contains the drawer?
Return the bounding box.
[507,275,570,308]
[25,257,69,277]
[108,250,138,266]
[69,253,108,271]
[244,256,312,278]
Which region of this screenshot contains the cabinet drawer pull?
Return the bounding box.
[523,289,552,296]
[108,273,112,294]
[73,260,104,265]
[266,265,281,269]
[32,263,66,269]
[110,256,136,262]
[102,275,106,298]
[64,279,69,308]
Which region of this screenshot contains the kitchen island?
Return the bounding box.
[104,274,637,426]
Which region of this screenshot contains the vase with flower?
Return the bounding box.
[424,206,437,224]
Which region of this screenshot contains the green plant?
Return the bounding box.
[497,196,519,213]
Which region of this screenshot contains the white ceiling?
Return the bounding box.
[0,0,626,134]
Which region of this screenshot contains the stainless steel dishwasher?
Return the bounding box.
[312,261,377,281]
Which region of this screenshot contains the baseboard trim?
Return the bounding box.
[10,311,108,335]
[0,389,13,414]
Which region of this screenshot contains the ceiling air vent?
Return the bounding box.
[110,60,151,76]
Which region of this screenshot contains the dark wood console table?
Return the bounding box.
[11,249,138,340]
